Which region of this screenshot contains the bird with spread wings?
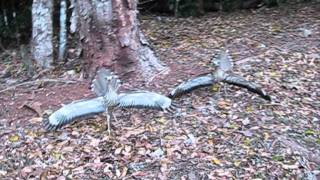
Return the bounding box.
[168,50,271,101]
[44,68,177,134]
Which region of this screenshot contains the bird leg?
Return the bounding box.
[111,112,118,122]
[107,113,111,135]
[224,85,228,95]
[104,108,112,135]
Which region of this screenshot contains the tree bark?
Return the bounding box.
[31,0,166,80]
[32,0,54,68]
[58,0,67,61]
[75,0,167,79]
[197,0,204,15]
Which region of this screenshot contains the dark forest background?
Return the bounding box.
[0,0,314,49]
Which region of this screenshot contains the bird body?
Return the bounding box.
[212,50,233,72]
[169,50,271,101]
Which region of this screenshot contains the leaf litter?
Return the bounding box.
[0,2,320,179]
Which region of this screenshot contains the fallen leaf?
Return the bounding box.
[115,147,123,155]
[90,138,100,147]
[239,130,253,137]
[157,117,167,124]
[123,127,145,138]
[264,132,270,140]
[30,117,43,123]
[282,163,299,170]
[0,170,7,176]
[245,106,253,113]
[9,134,20,142]
[120,167,128,178]
[212,158,221,165]
[21,166,33,177]
[150,148,164,159]
[56,176,66,180]
[217,100,231,110]
[304,129,316,136]
[21,101,43,116]
[52,151,62,160]
[241,118,250,126]
[234,161,241,167]
[211,84,220,92]
[116,168,121,177]
[124,145,132,153]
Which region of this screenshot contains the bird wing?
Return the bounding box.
[91,68,120,96]
[168,74,215,98]
[43,97,106,130]
[117,91,175,111]
[222,73,271,101]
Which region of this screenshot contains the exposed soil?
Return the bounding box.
[0,2,320,179]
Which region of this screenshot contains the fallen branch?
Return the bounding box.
[146,67,170,85]
[0,78,79,94]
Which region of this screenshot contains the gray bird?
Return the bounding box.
[169,50,271,101]
[44,68,177,134]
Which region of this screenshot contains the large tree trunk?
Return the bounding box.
[197,0,204,15]
[31,0,166,80]
[58,0,67,61]
[74,0,167,80]
[32,0,54,68]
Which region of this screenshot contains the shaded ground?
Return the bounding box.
[1,2,320,179]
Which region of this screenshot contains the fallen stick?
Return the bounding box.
[0,78,78,93]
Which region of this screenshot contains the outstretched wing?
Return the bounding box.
[168,74,215,98]
[223,74,271,101]
[117,91,176,112]
[91,68,120,96]
[43,97,106,131]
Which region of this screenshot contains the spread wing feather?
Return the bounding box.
[223,74,271,101]
[43,97,106,130]
[168,74,215,98]
[117,91,173,111]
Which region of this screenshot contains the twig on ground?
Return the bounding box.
[146,68,170,85]
[0,78,79,93]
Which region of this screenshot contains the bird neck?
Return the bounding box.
[214,69,227,81]
[103,92,118,106]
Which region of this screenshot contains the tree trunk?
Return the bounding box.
[32,0,54,68]
[74,0,167,80]
[58,0,67,61]
[197,0,204,15]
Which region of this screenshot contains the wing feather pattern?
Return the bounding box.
[117,91,175,111]
[223,74,271,101]
[43,97,106,130]
[168,74,215,98]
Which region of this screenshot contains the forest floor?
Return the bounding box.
[1,2,320,179]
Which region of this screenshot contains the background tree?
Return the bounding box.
[32,0,54,68]
[31,0,166,80]
[0,0,313,79]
